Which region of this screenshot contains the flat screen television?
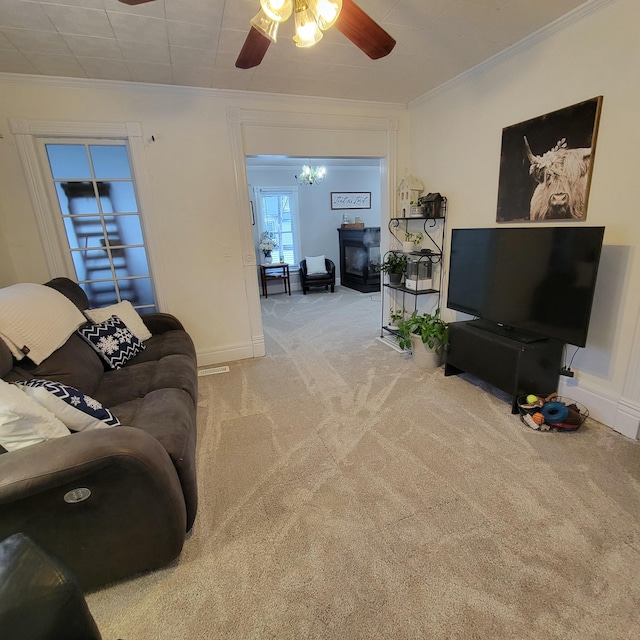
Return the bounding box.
[447,226,605,347]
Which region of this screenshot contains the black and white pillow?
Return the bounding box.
[77,315,145,370]
[16,379,120,431]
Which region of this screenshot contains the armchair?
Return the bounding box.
[0,533,102,640]
[299,258,336,294]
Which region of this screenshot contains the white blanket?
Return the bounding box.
[0,283,86,365]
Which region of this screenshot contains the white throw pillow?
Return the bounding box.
[0,283,87,364]
[16,379,120,431]
[0,379,70,452]
[85,300,152,342]
[305,255,327,275]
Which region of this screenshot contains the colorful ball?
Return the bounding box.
[526,394,538,404]
[532,412,545,425]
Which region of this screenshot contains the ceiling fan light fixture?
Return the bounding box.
[311,0,342,30]
[250,9,280,43]
[259,0,293,22]
[236,0,396,69]
[293,2,323,48]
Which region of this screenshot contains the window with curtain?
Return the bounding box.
[255,188,300,265]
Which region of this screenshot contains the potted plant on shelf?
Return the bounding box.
[258,231,278,263]
[409,200,426,217]
[396,308,448,369]
[380,252,407,285]
[402,231,423,253]
[388,307,405,330]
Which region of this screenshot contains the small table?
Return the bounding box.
[260,263,291,298]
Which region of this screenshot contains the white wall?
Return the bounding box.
[246,161,382,279]
[0,77,405,365]
[408,0,640,437]
[2,0,636,437]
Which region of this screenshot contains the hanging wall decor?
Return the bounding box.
[331,192,371,210]
[496,96,603,223]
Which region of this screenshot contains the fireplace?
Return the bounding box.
[337,227,381,293]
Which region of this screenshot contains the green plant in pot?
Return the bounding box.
[402,231,423,253]
[380,252,407,285]
[396,308,448,368]
[388,307,405,329]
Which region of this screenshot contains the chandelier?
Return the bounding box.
[295,163,326,185]
[251,0,342,48]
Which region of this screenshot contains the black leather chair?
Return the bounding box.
[299,258,336,294]
[0,533,102,640]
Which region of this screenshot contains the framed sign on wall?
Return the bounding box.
[331,192,371,210]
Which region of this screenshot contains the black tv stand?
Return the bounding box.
[445,320,564,413]
[468,319,546,344]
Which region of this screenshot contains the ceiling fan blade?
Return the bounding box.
[118,0,157,5]
[335,0,396,60]
[236,27,272,69]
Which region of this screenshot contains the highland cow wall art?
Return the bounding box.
[496,96,602,223]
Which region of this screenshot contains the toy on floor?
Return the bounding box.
[518,392,587,432]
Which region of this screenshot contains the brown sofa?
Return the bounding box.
[0,278,198,589]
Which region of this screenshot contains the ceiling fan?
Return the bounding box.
[117,0,395,70]
[236,0,396,69]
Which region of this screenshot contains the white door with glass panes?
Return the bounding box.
[41,141,157,313]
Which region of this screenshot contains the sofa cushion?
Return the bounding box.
[85,301,152,342]
[6,334,105,397]
[305,272,331,281]
[0,339,13,379]
[90,330,197,408]
[110,388,198,530]
[0,379,70,452]
[16,379,120,431]
[44,277,90,311]
[0,283,87,365]
[78,316,145,369]
[94,352,198,408]
[125,330,196,365]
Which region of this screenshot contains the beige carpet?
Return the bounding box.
[87,287,640,639]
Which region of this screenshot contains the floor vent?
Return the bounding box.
[198,366,230,377]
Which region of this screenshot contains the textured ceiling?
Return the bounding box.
[0,0,590,104]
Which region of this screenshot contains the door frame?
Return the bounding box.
[9,118,166,311]
[226,107,398,357]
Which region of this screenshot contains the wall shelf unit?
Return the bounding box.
[380,197,447,343]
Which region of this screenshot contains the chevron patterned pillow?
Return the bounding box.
[16,379,120,431]
[77,315,145,370]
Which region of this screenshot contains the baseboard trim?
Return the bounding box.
[558,378,640,439]
[196,344,255,367]
[613,399,640,440]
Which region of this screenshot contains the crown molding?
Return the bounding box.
[0,72,406,113]
[408,0,618,109]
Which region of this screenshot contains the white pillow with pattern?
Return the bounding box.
[0,379,70,452]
